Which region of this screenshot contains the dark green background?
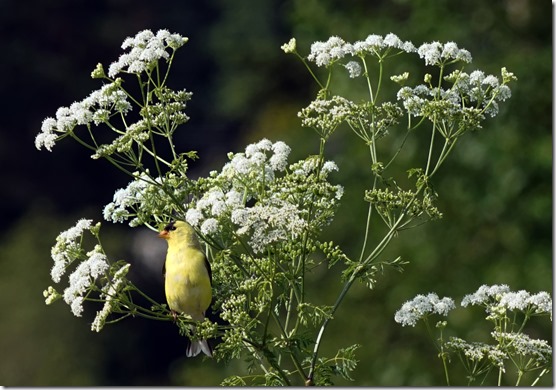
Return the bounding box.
[0,0,551,386]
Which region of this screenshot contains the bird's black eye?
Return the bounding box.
[164,222,176,231]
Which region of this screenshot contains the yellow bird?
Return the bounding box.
[159,220,213,357]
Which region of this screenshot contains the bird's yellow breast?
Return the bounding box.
[164,244,212,321]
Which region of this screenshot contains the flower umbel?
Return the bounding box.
[394,293,455,327]
[397,286,552,385]
[108,29,188,77]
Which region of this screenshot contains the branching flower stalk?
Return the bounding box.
[395,285,552,385]
[37,29,517,385]
[284,35,515,383]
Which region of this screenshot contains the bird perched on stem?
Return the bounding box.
[159,220,213,357]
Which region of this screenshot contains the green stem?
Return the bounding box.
[374,60,384,103]
[358,203,374,263]
[361,57,375,102]
[294,52,325,91]
[531,368,548,386]
[424,118,437,176]
[307,269,357,383]
[515,369,523,386]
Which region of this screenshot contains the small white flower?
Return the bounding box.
[225,189,244,208]
[365,34,384,48]
[495,85,512,101]
[35,118,58,151]
[390,72,409,84]
[441,42,459,59]
[281,38,296,53]
[201,218,219,235]
[70,296,84,317]
[383,33,402,49]
[344,61,362,78]
[482,75,500,88]
[335,185,344,200]
[43,286,61,305]
[321,161,339,175]
[418,41,443,66]
[499,290,530,311]
[185,208,203,227]
[269,141,291,171]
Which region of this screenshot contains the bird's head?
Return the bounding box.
[158,220,201,248]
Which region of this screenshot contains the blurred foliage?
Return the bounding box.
[0,0,551,386]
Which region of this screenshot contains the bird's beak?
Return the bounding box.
[158,230,170,239]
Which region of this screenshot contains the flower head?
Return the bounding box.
[492,331,552,365]
[394,293,455,327]
[461,284,511,307]
[308,36,349,67]
[446,337,508,370]
[91,263,131,332]
[418,41,472,66]
[36,81,132,152]
[350,33,415,56]
[50,219,94,283]
[344,61,362,78]
[281,38,297,53]
[108,29,187,77]
[62,246,109,317]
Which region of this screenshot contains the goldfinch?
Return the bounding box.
[158,220,213,357]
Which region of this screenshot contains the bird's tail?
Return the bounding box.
[187,339,212,357]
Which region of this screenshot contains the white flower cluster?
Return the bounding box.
[299,35,475,79]
[63,245,109,317]
[462,284,552,319]
[186,139,301,251]
[185,139,342,254]
[460,284,510,305]
[446,337,508,370]
[280,38,296,54]
[103,170,189,227]
[103,173,151,224]
[222,138,291,183]
[394,293,455,327]
[491,331,552,364]
[417,41,472,66]
[306,33,416,68]
[47,219,134,324]
[231,199,307,254]
[108,29,188,78]
[50,218,95,283]
[298,95,355,139]
[36,81,132,152]
[91,263,131,332]
[446,69,511,117]
[49,219,111,317]
[396,68,512,121]
[344,61,362,78]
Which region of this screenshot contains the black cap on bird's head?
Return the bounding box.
[158,221,176,240]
